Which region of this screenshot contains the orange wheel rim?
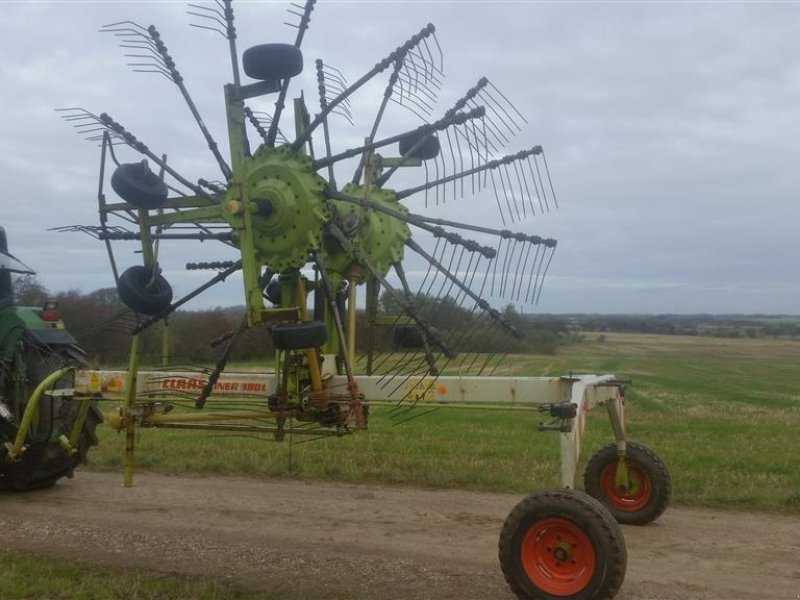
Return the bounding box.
[520,517,595,596]
[600,462,651,511]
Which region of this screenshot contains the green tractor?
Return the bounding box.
[0,227,102,490]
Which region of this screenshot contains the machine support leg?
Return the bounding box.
[122,335,141,487]
[605,392,630,489]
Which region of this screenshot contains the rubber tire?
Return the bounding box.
[499,489,626,600]
[111,161,168,210]
[243,43,303,82]
[584,441,671,526]
[270,321,328,350]
[0,345,102,492]
[399,133,440,160]
[117,265,173,316]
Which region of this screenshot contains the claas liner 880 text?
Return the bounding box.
[9,2,672,598]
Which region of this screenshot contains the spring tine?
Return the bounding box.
[498,238,515,299]
[489,236,504,296]
[461,122,478,195]
[510,240,527,302]
[513,240,533,303]
[439,243,464,300]
[187,9,228,38]
[499,237,517,298]
[488,170,509,226]
[315,107,483,171]
[294,23,436,151]
[421,248,445,299]
[406,239,519,338]
[507,161,526,221]
[488,80,527,124]
[531,153,550,212]
[286,0,315,43]
[479,87,518,143]
[394,263,438,376]
[515,154,536,218]
[388,94,429,124]
[397,71,438,111]
[395,144,538,204]
[417,236,441,292]
[467,98,505,152]
[528,243,548,305]
[505,163,523,222]
[402,50,423,99]
[535,246,557,304]
[523,154,544,213]
[105,23,234,179]
[442,128,458,202]
[389,93,432,123]
[541,150,559,209]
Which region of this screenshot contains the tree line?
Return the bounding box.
[13,276,568,367]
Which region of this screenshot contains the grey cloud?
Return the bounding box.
[1,1,798,314]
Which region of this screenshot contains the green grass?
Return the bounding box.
[0,553,265,600]
[89,332,800,513]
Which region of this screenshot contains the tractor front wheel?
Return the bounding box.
[0,344,102,491]
[584,441,671,526]
[499,489,626,600]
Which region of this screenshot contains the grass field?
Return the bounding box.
[0,553,264,600]
[87,332,800,513]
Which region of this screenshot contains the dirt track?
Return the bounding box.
[1,471,799,599]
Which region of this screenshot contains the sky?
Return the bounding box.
[2,0,799,315]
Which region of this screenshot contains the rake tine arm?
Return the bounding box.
[266,1,316,147]
[376,78,488,187]
[98,113,219,204]
[406,215,556,249]
[326,222,454,358]
[103,23,233,180]
[244,106,270,144]
[315,60,337,187]
[395,144,541,200]
[314,106,483,171]
[326,190,495,258]
[394,262,439,376]
[292,23,437,152]
[352,60,404,185]
[131,261,243,335]
[144,25,233,180]
[405,238,520,338]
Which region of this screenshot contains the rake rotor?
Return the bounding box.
[60,0,560,415]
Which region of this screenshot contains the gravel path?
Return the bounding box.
[1,471,799,599]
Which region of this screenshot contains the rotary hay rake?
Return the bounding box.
[20,2,674,598]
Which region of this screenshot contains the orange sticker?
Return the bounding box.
[436,385,448,396]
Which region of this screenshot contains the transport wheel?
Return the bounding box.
[117,265,173,316]
[270,321,328,350]
[242,43,303,81]
[584,441,671,526]
[111,161,169,209]
[398,132,440,160]
[499,489,626,600]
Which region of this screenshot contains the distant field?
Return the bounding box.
[90,332,800,513]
